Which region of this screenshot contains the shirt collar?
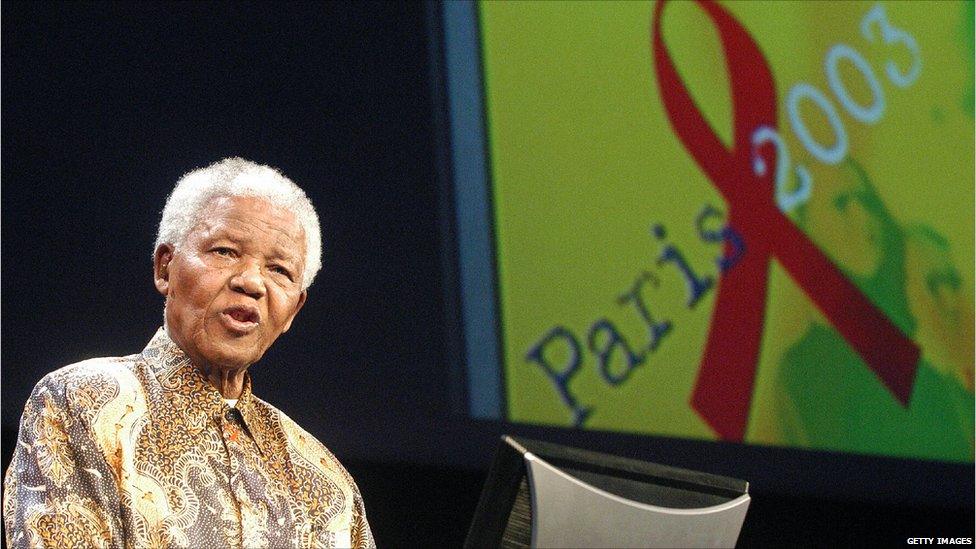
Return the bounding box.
[141,327,266,454]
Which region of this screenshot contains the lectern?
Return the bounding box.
[465,436,750,548]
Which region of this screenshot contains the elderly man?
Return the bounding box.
[3,158,374,548]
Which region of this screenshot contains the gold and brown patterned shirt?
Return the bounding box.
[3,328,374,548]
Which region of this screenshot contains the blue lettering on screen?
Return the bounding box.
[653,223,713,308]
[696,204,746,272]
[617,271,673,352]
[525,326,593,427]
[527,204,745,426]
[588,319,644,386]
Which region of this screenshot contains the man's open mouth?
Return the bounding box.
[221,306,261,333]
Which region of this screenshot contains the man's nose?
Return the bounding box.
[230,262,267,298]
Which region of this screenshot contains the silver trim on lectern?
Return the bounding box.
[524,453,751,548]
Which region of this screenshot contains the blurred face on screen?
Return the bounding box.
[803,158,886,277]
[154,195,307,372]
[905,228,975,392]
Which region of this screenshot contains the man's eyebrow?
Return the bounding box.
[269,249,301,265]
[206,233,245,244]
[204,229,302,264]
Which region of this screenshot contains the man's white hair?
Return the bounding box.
[154,157,322,290]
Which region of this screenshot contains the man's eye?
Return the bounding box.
[270,265,293,280]
[212,247,236,257]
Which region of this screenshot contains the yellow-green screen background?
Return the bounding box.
[479,0,974,462]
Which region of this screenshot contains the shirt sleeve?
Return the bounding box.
[350,489,375,549]
[3,373,124,548]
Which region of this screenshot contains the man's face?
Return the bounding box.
[805,161,884,277]
[154,195,308,371]
[905,230,974,391]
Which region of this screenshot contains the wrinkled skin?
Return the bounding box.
[154,195,307,397]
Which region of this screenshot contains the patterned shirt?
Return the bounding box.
[3,328,374,548]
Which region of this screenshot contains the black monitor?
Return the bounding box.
[465,436,751,548]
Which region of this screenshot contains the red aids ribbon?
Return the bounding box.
[651,0,920,441]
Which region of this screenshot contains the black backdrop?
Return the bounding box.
[2,2,973,546]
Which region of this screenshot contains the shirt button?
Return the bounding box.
[224,410,236,421]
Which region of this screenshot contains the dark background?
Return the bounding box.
[2,1,972,546]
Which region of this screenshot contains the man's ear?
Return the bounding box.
[281,290,308,334]
[153,244,174,296]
